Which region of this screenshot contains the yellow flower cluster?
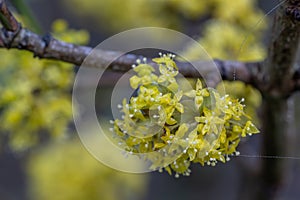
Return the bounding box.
[112,55,259,177]
[27,138,148,200]
[199,21,265,60]
[216,81,262,125]
[183,0,266,61]
[0,20,89,151]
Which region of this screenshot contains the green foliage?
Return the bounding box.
[27,138,148,200]
[111,55,259,177]
[0,20,89,151]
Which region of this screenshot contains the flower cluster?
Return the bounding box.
[27,138,148,200]
[0,20,89,151]
[111,54,259,177]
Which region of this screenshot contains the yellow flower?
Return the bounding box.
[195,107,225,135]
[242,121,259,137]
[184,79,210,109]
[129,64,158,89]
[111,54,260,177]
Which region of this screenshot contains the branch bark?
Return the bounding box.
[0,25,263,85]
[257,0,300,199]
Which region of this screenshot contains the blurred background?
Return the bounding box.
[1,0,300,199]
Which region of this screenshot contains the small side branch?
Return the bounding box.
[0,0,19,31]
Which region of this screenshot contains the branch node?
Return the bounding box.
[0,0,20,31]
[42,32,52,48]
[0,22,22,48]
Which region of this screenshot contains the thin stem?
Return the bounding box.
[0,0,19,31]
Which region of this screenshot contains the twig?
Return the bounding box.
[0,0,19,31]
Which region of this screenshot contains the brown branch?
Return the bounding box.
[0,20,265,87]
[256,0,300,199]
